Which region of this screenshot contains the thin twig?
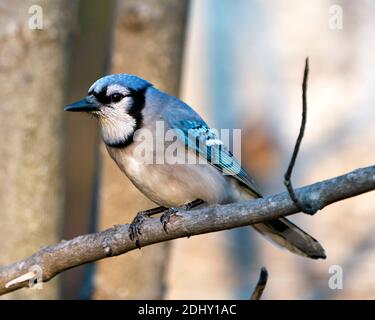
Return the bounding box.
[0,165,373,295]
[284,57,318,214]
[251,267,268,300]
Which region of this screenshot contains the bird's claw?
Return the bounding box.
[128,212,148,248]
[160,208,178,233]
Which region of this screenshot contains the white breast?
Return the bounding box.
[106,145,245,207]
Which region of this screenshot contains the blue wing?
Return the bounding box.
[164,107,262,198]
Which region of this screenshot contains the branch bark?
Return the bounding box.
[0,165,374,296]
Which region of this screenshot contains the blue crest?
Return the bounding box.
[88,74,152,93]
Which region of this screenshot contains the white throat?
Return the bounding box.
[99,112,136,146]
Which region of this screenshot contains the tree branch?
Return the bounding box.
[284,57,317,214]
[250,267,268,300]
[0,165,374,295]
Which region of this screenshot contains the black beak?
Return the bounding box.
[64,97,99,112]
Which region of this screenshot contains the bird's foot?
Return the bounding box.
[160,199,204,233]
[128,206,166,248]
[128,211,148,248]
[160,208,178,233]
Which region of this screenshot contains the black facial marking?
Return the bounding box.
[105,87,148,149]
[128,88,146,130]
[92,87,111,104]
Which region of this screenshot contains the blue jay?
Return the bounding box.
[65,74,326,259]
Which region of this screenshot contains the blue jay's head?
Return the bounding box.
[65,74,152,147]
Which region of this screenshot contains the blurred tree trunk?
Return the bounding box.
[0,0,78,299]
[62,0,115,299]
[93,0,189,299]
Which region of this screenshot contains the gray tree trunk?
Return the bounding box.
[93,0,189,299]
[0,0,78,299]
[62,0,115,299]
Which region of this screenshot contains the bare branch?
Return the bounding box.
[284,57,318,215]
[251,267,268,300]
[0,165,374,295]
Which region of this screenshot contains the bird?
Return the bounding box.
[65,74,326,259]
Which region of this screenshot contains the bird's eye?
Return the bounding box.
[110,93,125,103]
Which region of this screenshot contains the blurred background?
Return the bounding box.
[0,0,374,299]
